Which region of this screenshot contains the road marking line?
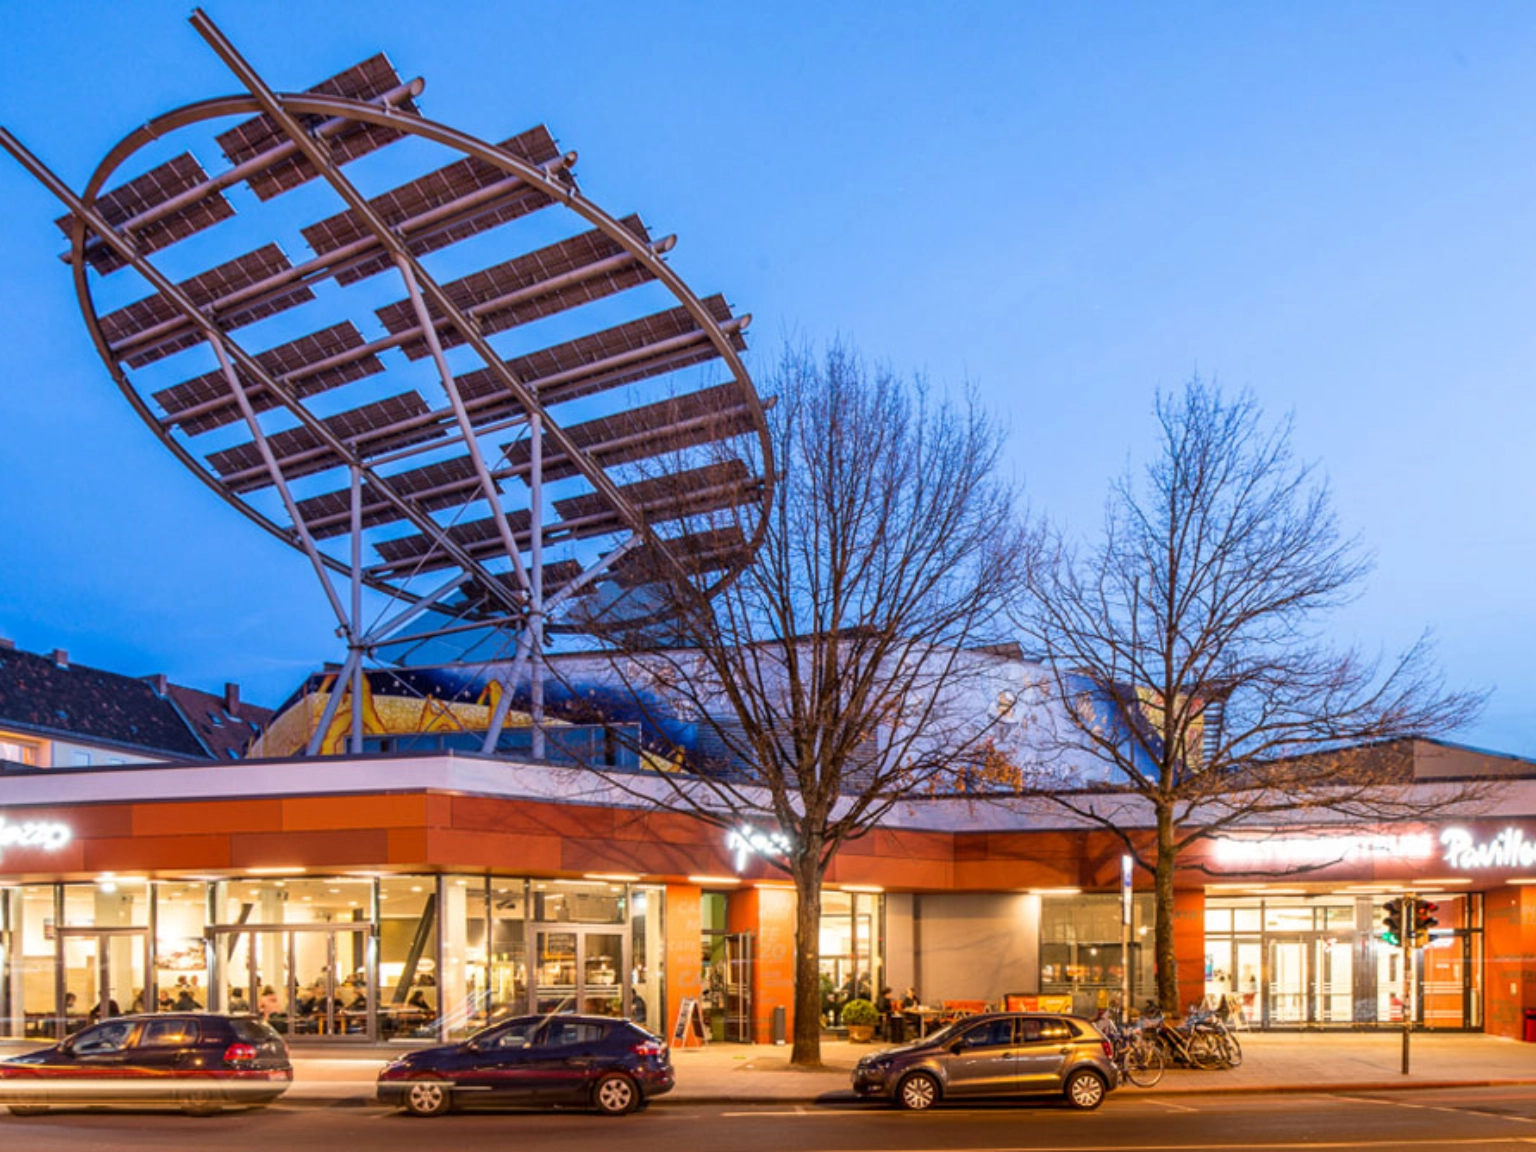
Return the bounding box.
[787,1139,1536,1152]
[1144,1098,1198,1112]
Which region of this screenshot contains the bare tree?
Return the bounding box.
[1016,379,1484,1014]
[575,342,1033,1066]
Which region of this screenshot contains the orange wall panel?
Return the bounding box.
[665,883,702,1038]
[229,829,390,868]
[1173,889,1206,1013]
[281,794,430,832]
[132,799,284,837]
[82,834,233,872]
[1484,886,1535,1041]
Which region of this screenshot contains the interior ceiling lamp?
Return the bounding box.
[1,8,773,759]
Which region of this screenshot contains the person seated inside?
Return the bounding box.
[406,988,433,1015]
[88,995,121,1023]
[900,986,923,1033]
[229,988,251,1013]
[875,986,895,1036]
[170,976,201,1012]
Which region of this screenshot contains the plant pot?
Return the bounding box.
[846,1024,875,1043]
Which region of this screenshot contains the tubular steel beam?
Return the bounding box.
[390,251,531,598]
[209,333,351,631]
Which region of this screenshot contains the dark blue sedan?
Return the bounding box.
[377,1013,674,1117]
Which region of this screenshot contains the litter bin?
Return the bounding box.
[887,1015,906,1044]
[1524,1009,1536,1043]
[772,1005,786,1045]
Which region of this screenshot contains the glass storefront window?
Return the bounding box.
[1206,893,1480,1030]
[152,880,207,1014]
[532,880,626,924]
[631,886,664,1032]
[1039,894,1155,1017]
[378,876,438,1040]
[817,891,883,1028]
[62,878,149,928]
[487,879,528,1026]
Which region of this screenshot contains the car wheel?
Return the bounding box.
[403,1079,452,1118]
[896,1071,940,1111]
[1064,1069,1106,1111]
[593,1073,638,1116]
[180,1087,223,1117]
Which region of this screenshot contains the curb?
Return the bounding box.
[276,1077,1536,1109]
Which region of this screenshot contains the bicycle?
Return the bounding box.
[1095,1014,1165,1088]
[1140,1004,1227,1070]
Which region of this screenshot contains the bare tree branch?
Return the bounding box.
[1013,378,1487,1013]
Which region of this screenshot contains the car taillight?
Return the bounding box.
[1101,1040,1113,1061]
[223,1042,259,1064]
[632,1040,666,1057]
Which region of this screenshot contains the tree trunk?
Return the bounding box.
[1154,803,1179,1015]
[790,857,824,1067]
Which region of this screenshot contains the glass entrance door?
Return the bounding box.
[216,926,371,1040]
[534,927,627,1017]
[59,929,147,1031]
[1266,937,1307,1025]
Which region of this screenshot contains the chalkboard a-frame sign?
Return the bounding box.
[672,996,707,1046]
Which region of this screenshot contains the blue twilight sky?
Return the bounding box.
[0,2,1531,752]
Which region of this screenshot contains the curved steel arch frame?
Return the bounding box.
[1,10,774,757]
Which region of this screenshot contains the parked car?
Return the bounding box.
[852,1012,1117,1111]
[0,1012,293,1115]
[377,1013,674,1117]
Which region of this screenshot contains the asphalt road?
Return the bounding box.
[3,1088,1536,1151]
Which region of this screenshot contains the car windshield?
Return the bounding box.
[920,1020,968,1046]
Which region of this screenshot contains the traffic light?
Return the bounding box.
[1381,898,1404,947]
[1413,900,1439,948]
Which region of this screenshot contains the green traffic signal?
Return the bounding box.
[1381,898,1404,946]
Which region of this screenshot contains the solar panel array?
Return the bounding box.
[61,52,768,658]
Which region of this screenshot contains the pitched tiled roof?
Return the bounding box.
[164,682,274,761]
[0,646,214,759]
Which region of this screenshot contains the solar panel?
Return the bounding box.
[372,506,535,573]
[207,392,436,494]
[501,383,752,481]
[457,562,589,608]
[293,454,479,539]
[215,55,419,201]
[301,127,562,285]
[453,295,744,424]
[101,244,314,368]
[55,152,235,274]
[553,459,757,539]
[375,216,655,359]
[607,525,749,588]
[155,322,383,434]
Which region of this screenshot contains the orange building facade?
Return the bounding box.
[2,748,1535,1044]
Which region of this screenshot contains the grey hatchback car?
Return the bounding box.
[852,1012,1118,1111]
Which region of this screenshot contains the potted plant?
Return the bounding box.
[841,997,879,1042]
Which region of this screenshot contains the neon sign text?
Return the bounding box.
[1440,826,1536,870]
[0,816,72,861]
[726,825,792,872]
[1211,833,1434,868]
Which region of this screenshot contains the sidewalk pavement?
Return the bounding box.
[5,1031,1535,1105]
